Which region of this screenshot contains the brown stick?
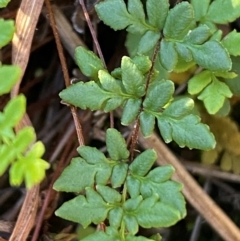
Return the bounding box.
[10,1,45,240]
[11,0,45,97]
[48,5,87,59]
[182,160,240,183]
[9,186,39,241]
[79,0,106,67]
[139,132,240,241]
[44,0,85,146]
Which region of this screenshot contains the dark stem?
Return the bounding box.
[144,39,161,96]
[45,0,85,146]
[79,0,114,128]
[129,40,161,160]
[79,0,106,67]
[130,118,140,161]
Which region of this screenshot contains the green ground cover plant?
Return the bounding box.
[1,0,240,240]
[0,0,49,188]
[53,0,240,240]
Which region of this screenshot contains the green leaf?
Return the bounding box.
[126,235,155,241]
[127,169,185,220]
[78,146,116,184]
[121,56,145,97]
[99,70,123,93]
[225,56,240,95]
[222,30,240,56]
[154,184,185,215]
[121,98,141,125]
[188,70,213,94]
[75,47,104,80]
[175,43,192,62]
[127,166,186,218]
[173,57,196,73]
[147,165,175,183]
[127,22,149,35]
[163,2,194,40]
[126,0,151,34]
[206,0,240,24]
[0,119,15,139]
[139,111,155,137]
[123,195,143,211]
[189,69,236,114]
[135,195,182,228]
[0,148,10,174]
[214,71,237,79]
[143,80,174,112]
[106,226,121,238]
[25,141,45,159]
[78,146,107,165]
[82,231,118,241]
[129,149,157,176]
[126,175,141,198]
[53,158,95,192]
[0,95,26,131]
[163,98,194,118]
[146,0,169,30]
[189,41,231,71]
[123,215,139,234]
[106,128,129,160]
[157,114,216,150]
[104,97,125,112]
[184,25,211,45]
[0,65,21,95]
[53,150,112,192]
[96,185,122,204]
[55,188,111,227]
[59,81,111,110]
[159,40,178,71]
[215,99,231,117]
[132,55,152,74]
[0,19,15,48]
[149,233,162,241]
[125,33,142,57]
[109,207,123,228]
[95,0,132,31]
[210,29,223,41]
[138,30,160,54]
[111,67,122,79]
[111,163,128,188]
[198,77,233,114]
[0,0,10,7]
[0,145,13,175]
[84,227,121,241]
[12,127,35,153]
[191,0,210,21]
[10,150,49,188]
[128,0,145,22]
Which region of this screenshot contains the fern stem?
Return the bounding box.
[129,40,161,161]
[130,118,140,161]
[144,39,161,95]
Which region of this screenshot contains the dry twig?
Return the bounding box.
[10,1,45,240]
